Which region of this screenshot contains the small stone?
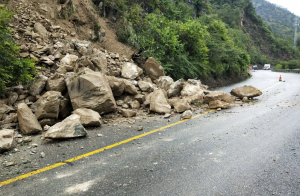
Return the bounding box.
[181,110,193,119]
[23,160,31,164]
[44,125,50,131]
[5,162,16,167]
[97,134,103,137]
[81,146,84,149]
[31,143,38,147]
[217,108,222,111]
[23,136,32,143]
[163,113,171,118]
[40,152,45,158]
[138,126,143,131]
[242,97,248,102]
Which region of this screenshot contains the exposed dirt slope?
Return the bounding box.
[9,0,135,58]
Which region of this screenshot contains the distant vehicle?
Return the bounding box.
[264,64,271,70]
[253,65,258,69]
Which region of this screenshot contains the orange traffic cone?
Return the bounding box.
[279,75,282,81]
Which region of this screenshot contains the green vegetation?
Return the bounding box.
[251,0,299,43]
[0,6,36,95]
[211,0,300,64]
[101,0,253,80]
[274,60,300,70]
[99,0,300,80]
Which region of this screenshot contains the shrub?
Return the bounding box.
[0,6,36,95]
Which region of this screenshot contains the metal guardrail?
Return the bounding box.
[272,69,300,73]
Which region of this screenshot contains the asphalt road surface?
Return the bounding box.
[1,70,300,196]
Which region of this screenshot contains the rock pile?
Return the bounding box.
[0,0,262,153]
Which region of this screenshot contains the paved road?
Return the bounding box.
[1,71,300,195]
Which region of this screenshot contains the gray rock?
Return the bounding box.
[138,81,154,92]
[33,23,48,37]
[29,75,48,96]
[121,109,137,117]
[17,103,42,134]
[143,57,165,80]
[32,91,63,120]
[158,76,174,92]
[46,73,66,92]
[173,99,191,113]
[0,129,15,152]
[204,91,234,104]
[168,79,185,98]
[209,100,229,109]
[129,100,140,109]
[7,92,19,105]
[230,85,262,99]
[121,62,143,79]
[73,108,101,127]
[149,90,171,114]
[91,49,107,74]
[181,110,193,119]
[65,69,116,114]
[45,114,87,139]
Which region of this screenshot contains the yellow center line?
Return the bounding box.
[262,82,281,92]
[0,110,215,187]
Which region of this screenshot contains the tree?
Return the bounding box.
[0,6,36,95]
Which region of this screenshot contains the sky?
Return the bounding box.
[266,0,300,16]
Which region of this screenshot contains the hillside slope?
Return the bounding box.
[8,0,134,58]
[250,0,299,43]
[209,0,299,63]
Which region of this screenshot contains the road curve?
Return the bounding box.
[1,70,300,196]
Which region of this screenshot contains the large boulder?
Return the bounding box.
[173,99,191,113]
[209,100,230,109]
[74,40,90,56]
[76,56,94,72]
[73,108,101,127]
[143,57,165,80]
[29,74,48,96]
[181,110,193,119]
[134,94,146,104]
[167,97,181,107]
[230,85,263,99]
[158,76,174,92]
[181,83,204,103]
[32,91,63,120]
[129,100,140,109]
[90,49,107,74]
[0,113,17,126]
[46,73,66,92]
[60,53,78,67]
[123,80,138,95]
[17,103,42,134]
[121,62,143,79]
[168,79,185,98]
[138,81,154,92]
[187,79,208,90]
[204,91,234,104]
[33,22,48,37]
[150,89,171,114]
[106,76,125,97]
[106,76,138,97]
[65,69,116,114]
[0,129,15,152]
[7,92,19,105]
[0,104,15,120]
[120,109,137,117]
[44,114,87,139]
